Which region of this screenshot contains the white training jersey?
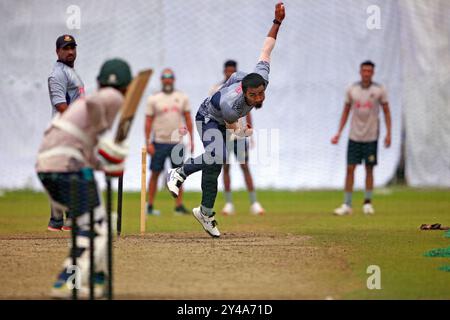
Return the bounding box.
[36,88,123,172]
[346,82,388,142]
[145,90,191,144]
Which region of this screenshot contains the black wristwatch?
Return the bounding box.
[273,19,282,25]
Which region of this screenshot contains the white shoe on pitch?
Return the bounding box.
[333,204,352,216]
[363,203,375,215]
[221,203,235,216]
[166,168,185,198]
[250,201,265,215]
[50,282,105,300]
[192,207,220,238]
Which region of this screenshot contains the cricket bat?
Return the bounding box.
[104,69,152,300]
[115,69,153,143]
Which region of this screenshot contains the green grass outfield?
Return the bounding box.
[0,187,449,299]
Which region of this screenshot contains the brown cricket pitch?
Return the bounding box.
[0,232,357,299]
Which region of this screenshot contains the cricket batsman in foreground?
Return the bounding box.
[36,59,132,298]
[167,2,286,237]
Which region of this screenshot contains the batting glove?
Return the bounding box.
[97,138,129,177]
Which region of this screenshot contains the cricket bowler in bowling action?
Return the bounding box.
[36,59,132,298]
[166,2,286,237]
[210,60,265,217]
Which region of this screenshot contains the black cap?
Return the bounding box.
[56,34,77,49]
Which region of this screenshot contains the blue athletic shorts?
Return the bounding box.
[347,139,378,166]
[149,143,185,172]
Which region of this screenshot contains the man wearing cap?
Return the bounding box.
[37,58,132,298]
[145,68,193,215]
[49,34,84,114]
[46,34,85,232]
[210,60,265,217]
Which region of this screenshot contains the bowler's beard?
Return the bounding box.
[245,96,262,109]
[163,84,174,94]
[59,58,74,68]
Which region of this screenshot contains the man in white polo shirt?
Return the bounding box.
[331,60,392,216]
[145,69,194,215]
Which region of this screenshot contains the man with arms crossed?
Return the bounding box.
[47,34,85,231]
[166,3,285,237]
[145,69,194,215]
[331,60,392,216]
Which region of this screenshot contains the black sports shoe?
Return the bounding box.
[47,218,63,231]
[147,204,161,216]
[174,204,189,215]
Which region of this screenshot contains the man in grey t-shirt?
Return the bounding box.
[48,34,84,114]
[166,3,285,238]
[46,34,85,231]
[331,60,392,216]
